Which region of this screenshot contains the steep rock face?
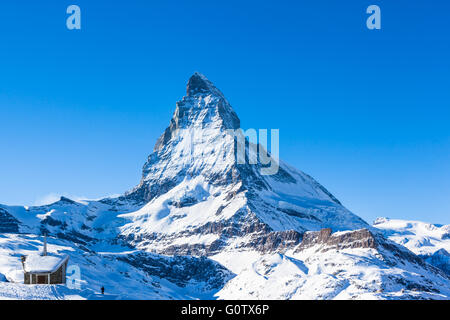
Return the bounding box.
[294,228,447,278]
[118,252,233,290]
[422,249,450,275]
[125,72,241,204]
[296,228,377,252]
[0,207,20,233]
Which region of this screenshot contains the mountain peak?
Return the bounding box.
[186,72,222,97]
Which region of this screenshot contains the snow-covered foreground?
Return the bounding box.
[0,234,229,300]
[1,228,449,300]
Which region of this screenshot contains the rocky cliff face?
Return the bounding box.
[0,208,19,233]
[296,228,377,252]
[125,72,241,204]
[295,227,447,277]
[422,249,450,275]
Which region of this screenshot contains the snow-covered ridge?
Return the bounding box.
[373,217,450,255]
[374,217,450,275]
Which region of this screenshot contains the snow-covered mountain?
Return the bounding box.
[118,72,368,255]
[374,217,450,275]
[0,73,449,299]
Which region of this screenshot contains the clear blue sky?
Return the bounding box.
[0,1,449,224]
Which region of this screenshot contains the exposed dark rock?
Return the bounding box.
[120,209,304,256]
[186,72,214,96]
[118,252,233,290]
[377,239,429,269]
[42,216,67,228]
[294,228,449,280]
[126,178,178,204]
[296,228,378,252]
[270,166,297,184]
[216,205,227,215]
[173,196,199,208]
[245,229,302,252]
[58,196,77,204]
[56,230,96,246]
[0,272,7,282]
[420,249,450,276]
[0,208,20,233]
[279,208,321,222]
[431,249,449,275]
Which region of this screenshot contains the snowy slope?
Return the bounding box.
[214,229,450,300]
[0,233,231,300]
[374,217,450,275]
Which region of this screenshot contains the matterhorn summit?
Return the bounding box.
[0,73,449,300]
[120,72,369,255]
